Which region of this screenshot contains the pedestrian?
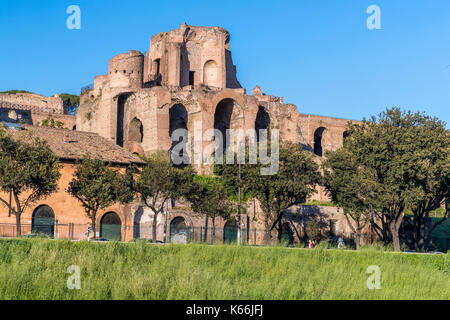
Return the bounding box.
[337,236,344,249]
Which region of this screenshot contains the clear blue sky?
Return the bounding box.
[1,0,449,125]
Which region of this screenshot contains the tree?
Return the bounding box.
[59,93,80,115]
[39,116,65,129]
[222,143,321,244]
[343,108,449,251]
[0,126,61,236]
[184,176,234,243]
[323,148,375,249]
[400,115,449,251]
[67,157,133,239]
[136,151,194,243]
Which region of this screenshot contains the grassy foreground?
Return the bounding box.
[0,239,448,300]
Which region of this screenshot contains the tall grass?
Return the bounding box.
[0,239,448,300]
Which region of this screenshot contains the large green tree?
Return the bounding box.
[343,108,449,251]
[400,114,449,251]
[323,148,377,249]
[0,126,61,236]
[67,157,133,239]
[136,151,194,243]
[222,143,321,244]
[184,176,234,243]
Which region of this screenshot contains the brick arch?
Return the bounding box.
[313,126,327,157]
[168,211,194,229]
[210,89,246,113]
[96,208,127,231]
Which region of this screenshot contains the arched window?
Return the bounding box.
[100,212,122,241]
[313,127,326,157]
[280,223,294,246]
[170,217,190,243]
[169,104,189,167]
[214,98,243,156]
[129,117,143,143]
[32,205,55,237]
[203,60,218,87]
[255,105,270,142]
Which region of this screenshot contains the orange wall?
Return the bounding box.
[0,162,134,241]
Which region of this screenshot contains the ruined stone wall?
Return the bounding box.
[77,24,360,204]
[0,92,76,128]
[0,92,64,114]
[145,23,238,89]
[108,50,144,89]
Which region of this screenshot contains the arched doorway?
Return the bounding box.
[169,104,189,167]
[255,105,270,142]
[32,205,55,237]
[100,212,122,241]
[313,127,326,157]
[203,60,218,87]
[223,220,238,243]
[170,217,190,244]
[280,223,294,246]
[214,98,244,156]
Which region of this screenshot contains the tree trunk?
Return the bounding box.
[264,223,271,245]
[277,217,283,243]
[390,222,401,252]
[212,218,215,244]
[204,216,208,243]
[91,215,96,240]
[355,232,361,250]
[152,212,159,243]
[15,213,21,237]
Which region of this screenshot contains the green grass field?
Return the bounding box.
[0,239,448,300]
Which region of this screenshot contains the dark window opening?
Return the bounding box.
[189,71,195,86]
[154,59,161,75]
[313,127,326,157]
[255,105,271,142]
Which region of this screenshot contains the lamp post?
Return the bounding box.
[237,163,241,245]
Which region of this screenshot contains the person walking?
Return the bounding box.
[337,236,344,249]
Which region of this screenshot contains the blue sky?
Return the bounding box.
[1,0,449,125]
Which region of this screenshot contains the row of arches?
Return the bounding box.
[118,96,350,160]
[31,205,122,241]
[169,100,271,160]
[165,217,295,244]
[32,205,295,244]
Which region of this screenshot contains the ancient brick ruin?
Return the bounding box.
[77,23,355,172]
[0,92,76,129]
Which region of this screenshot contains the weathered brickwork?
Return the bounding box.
[0,92,76,129]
